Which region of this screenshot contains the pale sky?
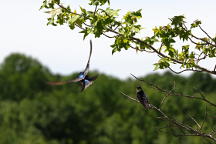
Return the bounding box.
[0,0,216,79]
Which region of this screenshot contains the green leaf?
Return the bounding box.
[154,58,170,70]
[191,20,201,28]
[111,48,119,54]
[123,9,142,25]
[80,7,87,14]
[89,0,110,6]
[40,0,48,10]
[79,28,92,39]
[170,15,185,26]
[69,15,80,25]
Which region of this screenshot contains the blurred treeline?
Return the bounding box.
[0,53,215,144]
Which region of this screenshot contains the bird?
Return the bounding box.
[136,86,149,108]
[80,75,98,91]
[47,40,97,91]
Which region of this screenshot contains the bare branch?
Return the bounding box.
[198,25,215,42]
[120,91,139,103]
[168,67,204,74]
[183,24,216,47]
[130,73,216,107]
[199,92,216,107]
[195,52,207,65]
[102,33,116,38]
[189,37,206,46]
[120,91,216,142]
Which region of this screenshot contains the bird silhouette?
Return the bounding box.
[136,86,149,108]
[47,40,97,91]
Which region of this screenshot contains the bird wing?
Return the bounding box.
[80,80,94,92]
[86,75,98,81]
[83,40,93,76]
[136,87,149,106]
[47,81,72,85]
[142,90,149,103]
[70,78,83,82]
[47,78,82,85]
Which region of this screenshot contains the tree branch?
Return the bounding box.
[56,4,216,75]
[168,67,202,74]
[198,25,215,43]
[120,91,216,142]
[130,73,216,107]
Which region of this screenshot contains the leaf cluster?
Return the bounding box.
[40,0,216,75]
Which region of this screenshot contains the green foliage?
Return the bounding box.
[40,0,60,10]
[154,58,170,70]
[191,20,202,28]
[0,53,216,143]
[0,53,52,101]
[40,0,216,73]
[89,0,110,6]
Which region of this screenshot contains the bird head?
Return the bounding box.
[136,86,142,92]
[78,72,85,78]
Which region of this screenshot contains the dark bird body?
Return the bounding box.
[47,40,97,91]
[136,86,149,108]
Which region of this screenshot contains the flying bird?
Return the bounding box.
[80,75,98,91]
[136,86,149,108]
[47,40,97,90]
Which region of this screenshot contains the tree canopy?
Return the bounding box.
[0,53,215,144]
[38,0,216,141]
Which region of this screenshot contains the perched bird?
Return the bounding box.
[47,40,97,91]
[136,86,149,108]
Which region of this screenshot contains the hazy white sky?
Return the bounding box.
[0,0,216,79]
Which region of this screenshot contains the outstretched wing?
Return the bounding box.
[47,79,80,85]
[47,81,71,85]
[83,40,93,76]
[86,75,98,81]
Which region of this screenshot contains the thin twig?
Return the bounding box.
[160,95,168,108]
[93,5,98,16]
[183,24,216,47]
[189,37,207,46]
[199,25,215,42]
[200,106,207,131]
[187,114,201,129]
[120,91,139,103]
[168,67,201,74]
